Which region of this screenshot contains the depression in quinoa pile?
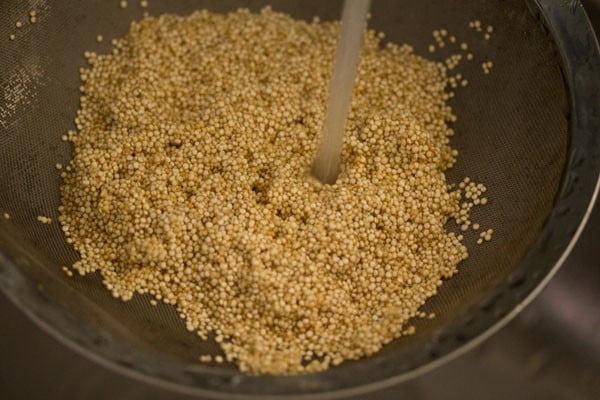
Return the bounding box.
[57,7,490,374]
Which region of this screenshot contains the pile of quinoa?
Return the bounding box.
[59,7,471,374]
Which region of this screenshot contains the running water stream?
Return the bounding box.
[311,0,371,184]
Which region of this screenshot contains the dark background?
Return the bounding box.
[1,2,599,399]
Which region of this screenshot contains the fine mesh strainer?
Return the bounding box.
[0,0,599,398]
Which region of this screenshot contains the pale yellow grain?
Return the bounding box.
[58,9,485,375]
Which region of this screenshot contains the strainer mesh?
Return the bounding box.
[0,0,569,393]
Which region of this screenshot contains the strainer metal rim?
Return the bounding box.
[1,0,599,399]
